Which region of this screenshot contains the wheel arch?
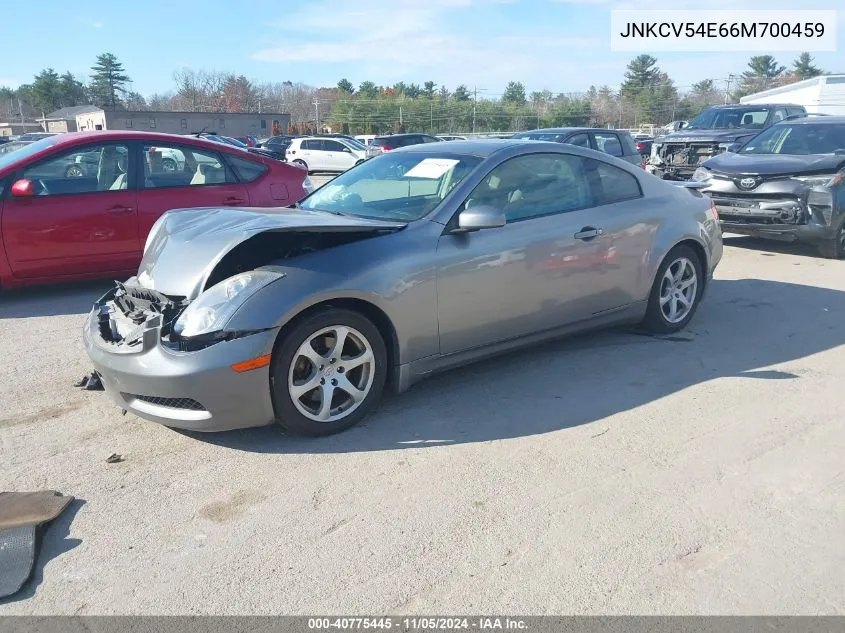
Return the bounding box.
[270,297,401,389]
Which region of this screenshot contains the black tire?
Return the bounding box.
[817,222,845,259]
[292,159,309,173]
[642,244,704,334]
[270,308,387,436]
[162,158,177,172]
[65,165,84,178]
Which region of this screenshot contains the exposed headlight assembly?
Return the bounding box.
[173,270,284,338]
[692,167,712,182]
[794,172,844,188]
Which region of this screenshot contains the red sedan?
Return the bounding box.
[0,131,311,289]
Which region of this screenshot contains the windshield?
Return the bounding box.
[343,137,367,150]
[0,136,57,171]
[512,132,566,142]
[740,124,845,155]
[686,107,771,130]
[225,137,248,148]
[298,151,482,221]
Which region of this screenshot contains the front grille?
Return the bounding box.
[124,394,205,411]
[711,194,805,225]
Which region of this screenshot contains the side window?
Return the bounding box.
[588,159,642,205]
[227,155,269,183]
[22,143,130,195]
[566,133,590,148]
[463,153,595,223]
[593,133,624,157]
[323,140,346,152]
[772,108,788,123]
[141,143,231,189]
[301,140,316,150]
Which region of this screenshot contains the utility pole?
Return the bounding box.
[313,99,320,133]
[430,101,433,133]
[473,86,477,134]
[724,74,737,104]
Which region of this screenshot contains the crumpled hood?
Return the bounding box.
[704,152,845,176]
[137,206,406,299]
[656,130,756,144]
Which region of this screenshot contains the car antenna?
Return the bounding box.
[193,125,209,138]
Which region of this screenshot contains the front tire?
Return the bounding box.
[818,222,845,259]
[642,245,704,334]
[270,309,387,436]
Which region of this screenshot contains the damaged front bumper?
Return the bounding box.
[648,142,726,181]
[709,187,840,244]
[83,283,279,432]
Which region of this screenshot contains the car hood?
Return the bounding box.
[656,130,757,143]
[136,206,406,299]
[703,152,845,176]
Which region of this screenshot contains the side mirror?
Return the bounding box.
[724,142,742,153]
[455,205,507,232]
[11,178,35,197]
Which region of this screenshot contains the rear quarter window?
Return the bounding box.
[589,159,642,204]
[227,155,268,182]
[619,133,639,156]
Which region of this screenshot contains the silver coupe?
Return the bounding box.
[84,139,723,436]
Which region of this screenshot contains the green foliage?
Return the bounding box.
[337,78,355,94]
[89,52,131,108]
[452,85,471,101]
[502,81,527,106]
[792,52,822,80]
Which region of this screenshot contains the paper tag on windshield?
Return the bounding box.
[403,158,459,179]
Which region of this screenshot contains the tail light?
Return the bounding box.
[636,142,645,153]
[148,146,157,153]
[710,200,719,221]
[380,145,393,152]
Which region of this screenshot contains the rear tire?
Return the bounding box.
[818,223,845,259]
[642,245,704,334]
[292,159,309,173]
[270,308,387,436]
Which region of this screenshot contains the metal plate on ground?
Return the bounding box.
[0,491,73,530]
[0,524,37,599]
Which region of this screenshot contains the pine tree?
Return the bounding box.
[792,52,822,80]
[89,53,131,108]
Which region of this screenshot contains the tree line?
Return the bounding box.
[0,51,828,134]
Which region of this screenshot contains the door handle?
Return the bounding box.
[106,205,133,214]
[223,197,245,205]
[574,227,603,240]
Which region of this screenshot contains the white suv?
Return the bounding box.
[286,137,367,173]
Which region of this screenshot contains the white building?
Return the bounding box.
[739,75,845,116]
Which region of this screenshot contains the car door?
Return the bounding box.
[135,141,249,240]
[323,139,355,170]
[1,141,139,280]
[435,152,623,355]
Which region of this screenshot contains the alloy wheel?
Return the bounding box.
[659,256,698,324]
[287,325,375,423]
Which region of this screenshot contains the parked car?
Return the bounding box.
[236,135,259,147]
[354,134,377,146]
[83,138,722,436]
[437,135,468,141]
[17,132,58,142]
[365,133,442,158]
[633,135,654,157]
[286,136,367,173]
[648,104,808,180]
[511,128,644,167]
[0,141,32,156]
[0,137,10,145]
[692,114,845,258]
[0,131,312,289]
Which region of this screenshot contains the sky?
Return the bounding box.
[0,0,842,99]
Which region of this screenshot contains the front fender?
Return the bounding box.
[225,263,440,366]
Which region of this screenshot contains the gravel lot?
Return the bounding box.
[1,236,844,615]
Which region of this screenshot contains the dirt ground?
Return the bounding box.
[1,236,843,614]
